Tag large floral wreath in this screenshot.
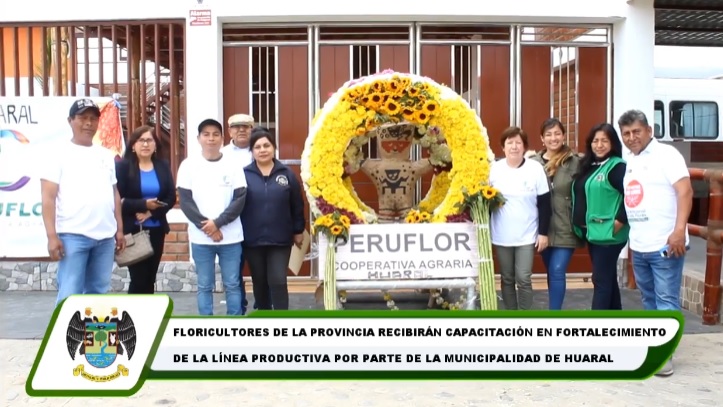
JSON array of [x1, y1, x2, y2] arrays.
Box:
[[300, 70, 504, 310]]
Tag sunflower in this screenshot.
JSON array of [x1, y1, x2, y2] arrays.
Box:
[[388, 79, 402, 94], [402, 107, 416, 121], [330, 225, 343, 236], [423, 100, 439, 115], [355, 126, 367, 136], [408, 87, 420, 97], [420, 212, 431, 221], [339, 215, 351, 228], [367, 93, 384, 110], [414, 110, 430, 124], [482, 186, 497, 199], [372, 81, 384, 92], [384, 99, 401, 116]]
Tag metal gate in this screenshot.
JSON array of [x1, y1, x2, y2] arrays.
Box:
[[221, 23, 613, 277]]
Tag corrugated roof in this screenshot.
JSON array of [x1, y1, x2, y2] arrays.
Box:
[[655, 0, 723, 46]]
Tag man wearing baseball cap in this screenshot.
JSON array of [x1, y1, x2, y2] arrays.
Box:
[[41, 98, 126, 305], [221, 113, 255, 313]]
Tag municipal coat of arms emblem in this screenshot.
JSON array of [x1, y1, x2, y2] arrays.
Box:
[[65, 307, 137, 382]]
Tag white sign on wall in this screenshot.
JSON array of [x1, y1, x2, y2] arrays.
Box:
[[318, 223, 481, 281], [0, 97, 123, 258]]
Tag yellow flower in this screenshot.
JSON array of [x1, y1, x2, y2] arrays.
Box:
[[367, 93, 384, 110], [414, 110, 430, 124], [301, 72, 495, 224], [330, 225, 343, 236], [401, 107, 416, 121], [482, 186, 497, 199], [339, 215, 351, 228], [384, 99, 401, 116], [423, 100, 439, 116]]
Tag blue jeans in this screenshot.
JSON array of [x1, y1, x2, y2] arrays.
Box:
[[55, 234, 116, 306], [631, 250, 685, 311], [192, 243, 243, 316], [541, 247, 575, 310], [589, 242, 627, 310], [240, 252, 248, 314]]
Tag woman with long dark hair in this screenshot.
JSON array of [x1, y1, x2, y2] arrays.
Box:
[[530, 118, 584, 310], [572, 123, 629, 310], [115, 126, 176, 293]]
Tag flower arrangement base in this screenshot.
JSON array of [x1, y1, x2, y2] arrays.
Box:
[[335, 279, 478, 310], [316, 223, 490, 311]]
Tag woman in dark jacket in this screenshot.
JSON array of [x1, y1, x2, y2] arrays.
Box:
[[115, 125, 176, 294], [241, 127, 305, 310], [530, 118, 584, 310], [572, 123, 629, 310]]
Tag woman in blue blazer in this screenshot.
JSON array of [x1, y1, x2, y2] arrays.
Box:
[[115, 126, 176, 294]]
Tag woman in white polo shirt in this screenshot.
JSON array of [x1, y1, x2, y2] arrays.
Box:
[[490, 127, 551, 310]]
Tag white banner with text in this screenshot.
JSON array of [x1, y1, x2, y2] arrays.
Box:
[[0, 97, 123, 258], [318, 223, 481, 280]]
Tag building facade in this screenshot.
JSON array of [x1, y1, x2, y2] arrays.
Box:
[[1, 0, 657, 290]]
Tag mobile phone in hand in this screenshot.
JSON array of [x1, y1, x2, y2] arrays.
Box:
[[155, 200, 168, 207], [659, 244, 690, 257]]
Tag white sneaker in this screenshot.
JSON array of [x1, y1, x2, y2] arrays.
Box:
[[655, 358, 674, 377]]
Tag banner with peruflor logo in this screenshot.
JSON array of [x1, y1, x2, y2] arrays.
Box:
[[26, 295, 683, 397], [0, 97, 124, 258]]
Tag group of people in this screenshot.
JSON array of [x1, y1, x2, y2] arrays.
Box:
[[42, 99, 690, 375], [489, 109, 692, 376], [41, 98, 305, 316]]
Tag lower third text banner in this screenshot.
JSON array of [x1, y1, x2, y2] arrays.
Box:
[[26, 295, 683, 396]]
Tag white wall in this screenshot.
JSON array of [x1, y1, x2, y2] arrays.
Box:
[[4, 0, 648, 159], [612, 0, 655, 128], [7, 0, 629, 24]]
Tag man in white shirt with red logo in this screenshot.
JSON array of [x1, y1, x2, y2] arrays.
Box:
[[619, 109, 693, 377]]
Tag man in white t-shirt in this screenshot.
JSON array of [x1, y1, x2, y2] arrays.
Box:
[[221, 113, 254, 313], [619, 109, 693, 377], [40, 98, 126, 306], [177, 118, 247, 315]]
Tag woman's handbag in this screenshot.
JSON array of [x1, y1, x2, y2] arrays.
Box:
[[115, 225, 154, 267]]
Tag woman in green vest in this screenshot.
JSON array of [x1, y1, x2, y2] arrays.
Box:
[[571, 123, 630, 310]]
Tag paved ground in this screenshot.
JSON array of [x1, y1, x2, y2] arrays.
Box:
[[3, 288, 722, 339], [2, 289, 723, 406]]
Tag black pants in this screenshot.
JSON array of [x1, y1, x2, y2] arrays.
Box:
[[244, 245, 292, 310], [127, 226, 166, 294], [588, 241, 627, 310]]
